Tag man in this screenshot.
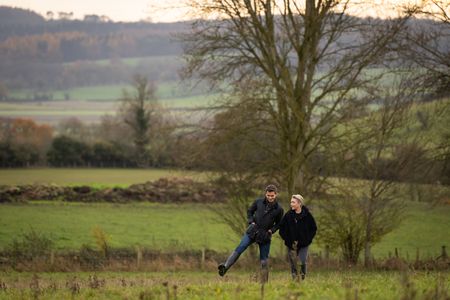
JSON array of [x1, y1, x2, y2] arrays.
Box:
[[218, 184, 284, 282]]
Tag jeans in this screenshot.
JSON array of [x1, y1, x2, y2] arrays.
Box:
[[235, 233, 271, 260], [288, 245, 309, 275]]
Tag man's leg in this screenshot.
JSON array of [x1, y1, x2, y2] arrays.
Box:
[[298, 246, 309, 280], [218, 234, 252, 276], [259, 241, 271, 283]]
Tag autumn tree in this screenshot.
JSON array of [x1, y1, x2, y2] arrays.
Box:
[[0, 118, 53, 166]]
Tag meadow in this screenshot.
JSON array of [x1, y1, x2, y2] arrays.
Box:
[[0, 270, 447, 299], [2, 65, 219, 124], [1, 168, 449, 258], [0, 168, 206, 187], [8, 81, 212, 104], [0, 95, 216, 124], [0, 200, 448, 259]]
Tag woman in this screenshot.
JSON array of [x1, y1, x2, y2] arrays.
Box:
[[279, 194, 317, 280]]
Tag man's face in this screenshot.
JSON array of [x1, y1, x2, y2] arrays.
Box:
[[265, 191, 277, 203]]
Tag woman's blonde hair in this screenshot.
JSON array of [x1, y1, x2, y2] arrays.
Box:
[[292, 194, 304, 206]]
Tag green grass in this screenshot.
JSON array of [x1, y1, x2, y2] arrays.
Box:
[[372, 201, 450, 258], [0, 202, 233, 252], [0, 201, 448, 258], [9, 81, 212, 103], [1, 90, 216, 123], [64, 55, 182, 68], [0, 271, 447, 299], [0, 168, 206, 187]]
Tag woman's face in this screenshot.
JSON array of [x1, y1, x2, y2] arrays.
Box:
[[290, 198, 301, 210]]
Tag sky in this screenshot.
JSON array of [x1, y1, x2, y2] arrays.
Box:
[[0, 0, 431, 23], [0, 0, 192, 23]]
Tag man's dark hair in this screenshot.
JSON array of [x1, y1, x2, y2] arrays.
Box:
[[265, 184, 278, 193]]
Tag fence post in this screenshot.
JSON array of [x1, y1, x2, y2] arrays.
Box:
[[136, 246, 142, 270], [325, 245, 330, 268], [201, 247, 205, 270], [50, 250, 55, 266], [415, 248, 420, 265]]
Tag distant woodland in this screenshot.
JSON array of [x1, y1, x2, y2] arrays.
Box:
[[0, 6, 186, 91], [0, 6, 447, 93]]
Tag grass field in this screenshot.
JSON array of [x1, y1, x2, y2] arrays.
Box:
[[0, 168, 205, 187], [64, 55, 183, 68], [8, 81, 210, 102], [0, 94, 217, 124], [0, 270, 447, 299], [0, 201, 448, 259]]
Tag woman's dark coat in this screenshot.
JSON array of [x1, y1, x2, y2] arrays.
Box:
[[279, 206, 317, 249]]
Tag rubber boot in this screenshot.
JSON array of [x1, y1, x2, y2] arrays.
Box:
[[260, 259, 269, 283], [300, 264, 307, 280], [218, 251, 240, 276]]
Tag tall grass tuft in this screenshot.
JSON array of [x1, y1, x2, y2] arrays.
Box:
[[91, 226, 110, 259]]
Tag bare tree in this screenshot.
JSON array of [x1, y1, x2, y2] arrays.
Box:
[[201, 91, 278, 232], [317, 72, 430, 265], [397, 0, 450, 189], [182, 0, 418, 195], [398, 0, 450, 98]]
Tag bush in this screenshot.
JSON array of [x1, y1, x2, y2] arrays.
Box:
[[47, 135, 91, 166], [79, 244, 105, 268], [7, 228, 53, 261]]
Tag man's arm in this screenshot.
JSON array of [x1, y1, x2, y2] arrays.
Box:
[[310, 214, 317, 239], [270, 207, 284, 233], [277, 213, 287, 239], [247, 199, 258, 224]]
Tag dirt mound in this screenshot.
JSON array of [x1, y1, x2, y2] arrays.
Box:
[[0, 177, 225, 203]]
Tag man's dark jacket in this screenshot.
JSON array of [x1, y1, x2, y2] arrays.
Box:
[[246, 198, 284, 244], [279, 206, 317, 249]]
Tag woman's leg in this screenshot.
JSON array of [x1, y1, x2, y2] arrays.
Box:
[[287, 246, 299, 279], [297, 246, 309, 279]]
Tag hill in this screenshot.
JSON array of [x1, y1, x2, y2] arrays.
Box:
[[0, 6, 45, 27], [0, 6, 447, 92]]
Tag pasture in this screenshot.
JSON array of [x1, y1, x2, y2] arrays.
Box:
[[0, 96, 215, 124], [2, 73, 219, 124], [0, 168, 205, 187], [8, 81, 211, 103], [0, 270, 447, 299], [0, 201, 448, 258]]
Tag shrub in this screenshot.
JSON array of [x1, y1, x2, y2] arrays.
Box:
[[7, 228, 53, 261]]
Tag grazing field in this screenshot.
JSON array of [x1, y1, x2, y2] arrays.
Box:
[[0, 168, 206, 187], [0, 96, 216, 124], [9, 78, 206, 101], [0, 270, 447, 300], [2, 77, 219, 124], [0, 202, 233, 252], [0, 201, 448, 258]]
